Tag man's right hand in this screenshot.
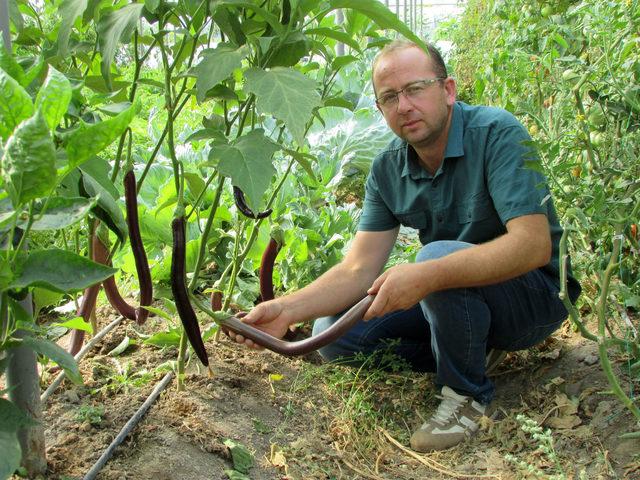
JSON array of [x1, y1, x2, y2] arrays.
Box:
[[226, 299, 294, 350]]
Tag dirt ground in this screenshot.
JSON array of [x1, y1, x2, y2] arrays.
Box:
[[27, 303, 640, 479]]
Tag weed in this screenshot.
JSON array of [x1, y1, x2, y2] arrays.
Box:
[[504, 414, 587, 480], [91, 359, 154, 395], [75, 404, 105, 426]]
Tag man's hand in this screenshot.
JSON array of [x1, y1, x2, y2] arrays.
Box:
[[226, 299, 294, 350], [364, 262, 432, 320]]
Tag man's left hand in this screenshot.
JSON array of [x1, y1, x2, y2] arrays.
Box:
[[363, 263, 432, 320]]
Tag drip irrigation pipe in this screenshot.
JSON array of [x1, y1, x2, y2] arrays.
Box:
[[83, 370, 174, 480], [41, 316, 124, 403]]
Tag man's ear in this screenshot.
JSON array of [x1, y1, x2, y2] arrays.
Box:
[[444, 77, 457, 106]]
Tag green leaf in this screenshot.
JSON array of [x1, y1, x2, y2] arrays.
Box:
[[216, 0, 283, 35], [144, 0, 160, 13], [304, 27, 361, 52], [80, 171, 128, 244], [0, 38, 25, 85], [0, 68, 34, 141], [35, 66, 72, 131], [143, 330, 181, 347], [266, 32, 310, 68], [211, 129, 279, 212], [33, 287, 64, 316], [283, 148, 316, 179], [11, 248, 116, 293], [64, 101, 139, 169], [53, 316, 93, 334], [79, 156, 120, 200], [0, 397, 38, 433], [244, 67, 321, 145], [224, 439, 254, 474], [327, 0, 427, 49], [21, 336, 83, 385], [139, 305, 173, 322], [193, 44, 248, 103], [25, 197, 96, 231], [96, 3, 144, 89], [225, 470, 250, 480], [183, 172, 206, 202], [0, 430, 20, 480], [58, 0, 88, 58], [1, 110, 56, 206]]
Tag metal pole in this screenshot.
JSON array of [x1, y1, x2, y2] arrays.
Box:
[[0, 0, 11, 49]]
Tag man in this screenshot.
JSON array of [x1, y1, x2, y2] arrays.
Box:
[[229, 40, 581, 452]]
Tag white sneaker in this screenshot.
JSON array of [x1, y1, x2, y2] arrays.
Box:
[[410, 386, 489, 452]]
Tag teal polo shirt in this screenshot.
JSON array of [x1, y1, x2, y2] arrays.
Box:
[[359, 101, 575, 286]]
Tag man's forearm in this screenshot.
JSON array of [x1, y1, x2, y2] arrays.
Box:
[[279, 262, 374, 324]]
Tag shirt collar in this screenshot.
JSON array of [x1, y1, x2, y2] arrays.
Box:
[[400, 102, 464, 179], [444, 102, 464, 159]]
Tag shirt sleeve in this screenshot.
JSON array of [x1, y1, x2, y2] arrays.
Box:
[[485, 121, 551, 224], [357, 168, 400, 232]]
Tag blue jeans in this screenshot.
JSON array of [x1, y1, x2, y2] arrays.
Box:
[[311, 241, 580, 404]]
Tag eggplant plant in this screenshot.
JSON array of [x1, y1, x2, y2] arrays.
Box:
[[0, 0, 427, 475]]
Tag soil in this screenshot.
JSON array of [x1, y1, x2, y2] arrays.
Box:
[[17, 303, 640, 479]]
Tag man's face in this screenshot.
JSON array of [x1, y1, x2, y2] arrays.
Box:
[[373, 47, 456, 149]]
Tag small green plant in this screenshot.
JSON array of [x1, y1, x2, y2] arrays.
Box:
[[75, 405, 105, 426], [504, 414, 576, 480], [91, 360, 154, 396]]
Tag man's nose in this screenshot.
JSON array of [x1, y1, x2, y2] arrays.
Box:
[[396, 91, 413, 113]]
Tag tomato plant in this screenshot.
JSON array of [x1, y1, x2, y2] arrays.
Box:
[[443, 0, 640, 434]]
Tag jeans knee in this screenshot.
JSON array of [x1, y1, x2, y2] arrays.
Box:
[[312, 316, 344, 362], [415, 240, 474, 263]]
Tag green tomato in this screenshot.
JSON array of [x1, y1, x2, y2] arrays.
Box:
[[588, 107, 606, 129], [541, 6, 553, 17], [589, 131, 605, 148]]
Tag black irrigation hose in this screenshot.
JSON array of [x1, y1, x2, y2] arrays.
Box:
[[83, 371, 174, 480]]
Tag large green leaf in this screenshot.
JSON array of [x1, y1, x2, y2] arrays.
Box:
[[193, 44, 248, 103], [64, 101, 139, 169], [57, 0, 88, 58], [0, 38, 25, 85], [96, 3, 144, 89], [210, 129, 279, 212], [10, 249, 116, 294], [35, 66, 72, 131], [0, 68, 34, 141], [21, 337, 82, 385], [26, 197, 97, 231], [1, 111, 57, 206], [244, 67, 321, 145], [327, 0, 427, 50]]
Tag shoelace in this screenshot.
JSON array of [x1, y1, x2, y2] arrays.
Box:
[[429, 393, 465, 427]]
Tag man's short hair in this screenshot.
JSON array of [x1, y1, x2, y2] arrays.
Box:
[[372, 40, 448, 93]]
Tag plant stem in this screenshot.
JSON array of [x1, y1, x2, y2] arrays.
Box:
[[176, 330, 188, 391], [188, 176, 225, 292]]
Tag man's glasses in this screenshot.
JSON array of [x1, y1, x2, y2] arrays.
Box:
[[375, 78, 445, 110]]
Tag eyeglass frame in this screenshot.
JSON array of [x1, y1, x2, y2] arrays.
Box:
[[375, 77, 446, 110]]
